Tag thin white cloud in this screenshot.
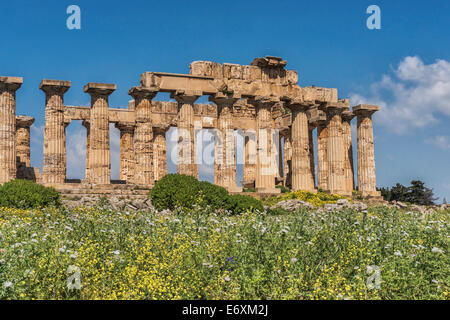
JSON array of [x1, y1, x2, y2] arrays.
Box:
[[350, 56, 450, 134], [425, 135, 450, 151]]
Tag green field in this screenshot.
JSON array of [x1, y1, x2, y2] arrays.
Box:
[[0, 205, 448, 300]]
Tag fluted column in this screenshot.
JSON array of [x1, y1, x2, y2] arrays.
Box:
[[310, 108, 328, 191], [0, 77, 22, 183], [342, 111, 355, 194], [172, 90, 200, 178], [15, 116, 34, 167], [129, 87, 158, 186], [115, 122, 135, 182], [283, 132, 292, 188], [40, 79, 71, 184], [320, 102, 348, 196], [283, 97, 315, 192], [82, 120, 90, 181], [242, 133, 257, 186], [84, 83, 116, 184], [209, 92, 241, 192], [250, 96, 280, 193], [153, 125, 170, 182], [353, 104, 381, 198], [308, 124, 316, 189]]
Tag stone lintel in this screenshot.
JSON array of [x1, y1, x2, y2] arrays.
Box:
[[353, 104, 380, 115], [84, 82, 116, 96], [208, 91, 241, 105], [141, 72, 217, 95], [39, 79, 71, 94], [16, 115, 35, 127]]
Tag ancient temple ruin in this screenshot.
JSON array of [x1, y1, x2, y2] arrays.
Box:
[[0, 57, 381, 198]]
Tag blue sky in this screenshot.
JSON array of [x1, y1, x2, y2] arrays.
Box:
[[1, 0, 450, 202]]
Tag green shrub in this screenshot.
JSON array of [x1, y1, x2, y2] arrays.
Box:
[[228, 194, 263, 213], [198, 181, 230, 211], [276, 185, 291, 193], [0, 179, 61, 209], [150, 174, 200, 211]]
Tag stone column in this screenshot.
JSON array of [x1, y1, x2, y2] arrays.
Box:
[[342, 111, 355, 194], [15, 116, 34, 167], [84, 83, 116, 184], [115, 122, 135, 182], [278, 133, 284, 181], [40, 79, 71, 184], [320, 102, 349, 196], [129, 87, 158, 186], [0, 77, 22, 184], [153, 125, 170, 182], [242, 133, 257, 187], [308, 124, 316, 189], [250, 96, 280, 193], [353, 104, 381, 198], [171, 90, 201, 178], [209, 92, 242, 192], [283, 97, 315, 192], [82, 120, 90, 181], [310, 108, 328, 191], [283, 132, 292, 188]]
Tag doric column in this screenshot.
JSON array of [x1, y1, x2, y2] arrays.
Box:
[[82, 120, 90, 181], [209, 92, 242, 192], [283, 131, 292, 188], [0, 77, 22, 183], [84, 83, 116, 184], [249, 96, 280, 193], [242, 132, 257, 186], [320, 102, 349, 196], [153, 125, 170, 182], [353, 104, 381, 198], [40, 79, 71, 184], [129, 87, 158, 186], [282, 97, 315, 192], [310, 108, 328, 191], [308, 124, 316, 189], [171, 90, 201, 178], [278, 133, 284, 180], [342, 110, 355, 194], [115, 122, 135, 182], [15, 116, 34, 167]]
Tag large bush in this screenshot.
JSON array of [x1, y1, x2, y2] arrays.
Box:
[[228, 194, 264, 213], [198, 181, 230, 211], [0, 179, 61, 209], [150, 174, 263, 214], [150, 174, 200, 211]]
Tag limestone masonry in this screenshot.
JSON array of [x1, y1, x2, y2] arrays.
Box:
[[0, 57, 381, 198]]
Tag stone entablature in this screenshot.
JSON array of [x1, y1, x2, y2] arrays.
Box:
[[0, 56, 381, 198]]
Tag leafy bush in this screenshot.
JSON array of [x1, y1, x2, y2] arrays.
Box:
[[198, 181, 230, 211], [0, 179, 61, 209], [150, 174, 200, 211], [228, 194, 263, 213], [276, 185, 291, 193]]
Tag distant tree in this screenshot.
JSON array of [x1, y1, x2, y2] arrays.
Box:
[[380, 180, 436, 205], [443, 198, 447, 205]]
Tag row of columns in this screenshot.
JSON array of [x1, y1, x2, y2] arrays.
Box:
[[282, 100, 379, 197]]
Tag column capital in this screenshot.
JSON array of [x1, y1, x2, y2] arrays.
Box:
[[115, 121, 136, 132], [341, 110, 355, 122], [353, 104, 380, 117], [208, 91, 241, 105], [128, 86, 158, 100], [281, 95, 315, 112], [82, 119, 90, 128], [0, 76, 23, 92], [153, 123, 171, 133], [16, 115, 35, 128], [171, 90, 201, 104], [308, 107, 327, 126], [83, 82, 116, 96], [248, 95, 280, 108], [39, 79, 71, 95]]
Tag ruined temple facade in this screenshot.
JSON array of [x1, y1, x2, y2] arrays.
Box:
[[0, 57, 381, 198]]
